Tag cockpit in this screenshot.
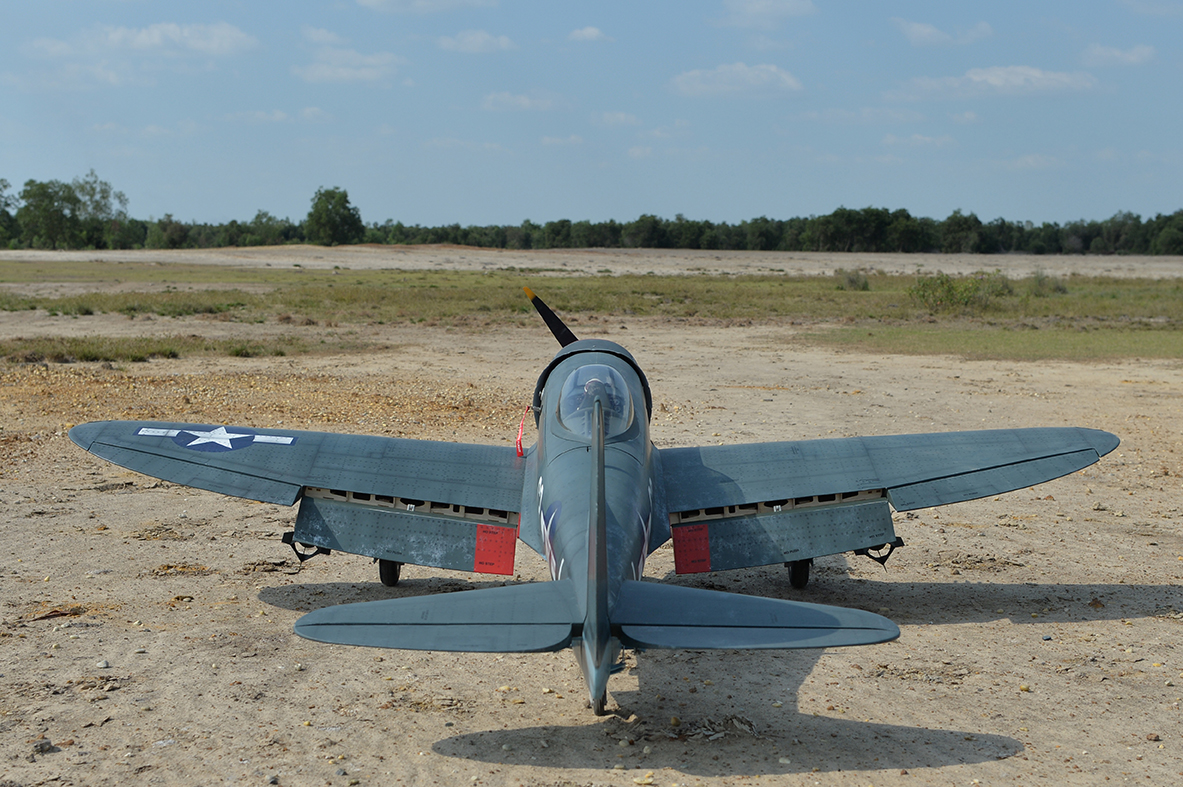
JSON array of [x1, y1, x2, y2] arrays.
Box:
[[556, 364, 634, 439]]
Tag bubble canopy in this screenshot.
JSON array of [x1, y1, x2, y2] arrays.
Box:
[[557, 364, 634, 439]]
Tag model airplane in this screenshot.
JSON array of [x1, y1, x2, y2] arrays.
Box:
[[69, 289, 1118, 713]]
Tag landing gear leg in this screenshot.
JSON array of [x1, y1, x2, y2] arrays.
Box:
[[786, 558, 812, 589], [378, 560, 403, 587]]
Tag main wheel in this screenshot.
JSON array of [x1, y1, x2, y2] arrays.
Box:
[[786, 559, 811, 589], [378, 560, 403, 587]]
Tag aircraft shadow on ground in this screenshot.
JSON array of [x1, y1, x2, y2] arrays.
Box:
[[256, 569, 1175, 776], [430, 709, 1019, 776], [258, 563, 1179, 625], [257, 577, 532, 612]]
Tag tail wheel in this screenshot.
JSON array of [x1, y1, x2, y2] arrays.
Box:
[[786, 559, 811, 589], [592, 691, 608, 716], [378, 560, 403, 587]]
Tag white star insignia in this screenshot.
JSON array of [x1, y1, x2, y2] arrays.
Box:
[[181, 426, 252, 448]]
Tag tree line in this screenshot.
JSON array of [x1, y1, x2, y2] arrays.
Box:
[[3, 172, 1182, 255]]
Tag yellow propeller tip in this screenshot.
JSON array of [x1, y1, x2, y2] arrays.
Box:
[[523, 286, 537, 300]]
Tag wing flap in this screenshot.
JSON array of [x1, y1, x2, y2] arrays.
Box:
[[613, 581, 898, 650], [294, 580, 579, 653], [671, 499, 894, 573]]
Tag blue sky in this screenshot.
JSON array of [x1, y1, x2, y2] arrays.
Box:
[[2, 1, 1179, 227]]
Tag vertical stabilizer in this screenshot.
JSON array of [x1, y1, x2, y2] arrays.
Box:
[[578, 400, 614, 714]]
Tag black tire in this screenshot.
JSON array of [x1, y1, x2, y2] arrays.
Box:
[[787, 559, 811, 589], [592, 691, 608, 716], [378, 560, 403, 587]]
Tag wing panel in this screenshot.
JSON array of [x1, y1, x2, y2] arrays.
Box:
[[661, 427, 1118, 512], [71, 420, 525, 512]]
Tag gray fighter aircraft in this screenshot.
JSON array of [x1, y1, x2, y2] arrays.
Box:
[[69, 289, 1118, 714]]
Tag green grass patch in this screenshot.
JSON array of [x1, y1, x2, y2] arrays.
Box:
[[807, 322, 1183, 361], [1, 335, 309, 364], [2, 265, 1181, 361]]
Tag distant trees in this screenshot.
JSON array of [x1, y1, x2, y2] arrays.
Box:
[[3, 171, 1183, 256], [305, 187, 364, 246]]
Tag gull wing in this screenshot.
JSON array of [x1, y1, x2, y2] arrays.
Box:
[[70, 421, 527, 575], [70, 420, 524, 509], [659, 427, 1117, 573]]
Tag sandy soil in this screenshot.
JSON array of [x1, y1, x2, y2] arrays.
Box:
[[1, 249, 1181, 787], [3, 243, 1182, 280]]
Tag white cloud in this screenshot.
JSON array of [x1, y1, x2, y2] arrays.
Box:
[[951, 110, 978, 123], [439, 30, 515, 53], [881, 133, 955, 147], [569, 27, 608, 42], [15, 22, 256, 89], [672, 62, 801, 96], [1002, 154, 1062, 170], [906, 66, 1096, 97], [801, 107, 925, 124], [602, 111, 639, 126], [1083, 43, 1155, 66], [628, 146, 652, 158], [542, 135, 583, 145], [292, 47, 400, 83], [301, 106, 331, 122], [1119, 0, 1183, 16], [893, 19, 992, 47], [481, 92, 552, 110], [302, 26, 346, 45], [357, 0, 495, 11], [101, 22, 257, 55], [423, 137, 508, 152], [721, 0, 816, 29], [225, 109, 289, 123]]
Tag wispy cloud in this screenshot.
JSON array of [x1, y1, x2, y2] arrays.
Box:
[[301, 26, 346, 46], [672, 62, 801, 96], [292, 47, 401, 83], [481, 92, 553, 110], [225, 109, 290, 123], [15, 22, 257, 89], [422, 137, 508, 153], [628, 146, 653, 158], [357, 0, 495, 12], [1118, 0, 1183, 16], [542, 135, 583, 145], [801, 107, 924, 124], [1082, 43, 1155, 66], [882, 133, 955, 148], [902, 66, 1096, 98], [893, 19, 992, 46], [1001, 153, 1062, 170], [601, 111, 639, 126], [569, 27, 609, 42], [720, 0, 816, 30], [951, 110, 978, 124], [438, 30, 515, 53]]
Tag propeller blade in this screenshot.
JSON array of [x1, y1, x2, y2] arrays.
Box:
[[523, 287, 579, 347]]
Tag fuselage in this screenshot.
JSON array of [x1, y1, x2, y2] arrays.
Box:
[[530, 340, 656, 707]]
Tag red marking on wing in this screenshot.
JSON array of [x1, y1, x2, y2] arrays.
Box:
[[474, 523, 517, 575], [672, 524, 711, 574]]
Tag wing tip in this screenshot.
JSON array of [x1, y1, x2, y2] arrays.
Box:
[[1082, 428, 1120, 458]]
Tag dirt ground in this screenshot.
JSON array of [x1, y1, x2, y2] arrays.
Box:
[[1, 248, 1181, 787]]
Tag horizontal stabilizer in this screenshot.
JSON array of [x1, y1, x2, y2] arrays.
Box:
[[295, 579, 579, 653], [613, 581, 898, 650]]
